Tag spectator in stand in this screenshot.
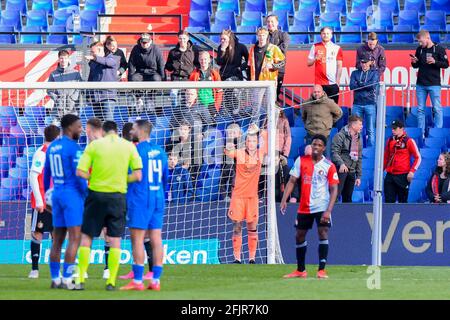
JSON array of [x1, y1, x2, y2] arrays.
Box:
[[216, 29, 249, 118], [440, 155, 450, 203], [165, 30, 199, 81], [277, 107, 291, 165], [302, 84, 342, 145], [86, 41, 120, 121], [267, 14, 290, 102], [331, 115, 363, 203], [411, 30, 449, 137], [167, 152, 194, 204], [426, 152, 450, 203], [173, 88, 209, 129], [47, 49, 82, 123], [104, 35, 127, 80], [220, 123, 244, 201], [384, 120, 422, 203], [355, 32, 386, 78], [189, 51, 223, 122], [307, 27, 343, 104], [121, 122, 134, 142], [349, 56, 380, 147], [128, 33, 165, 82]]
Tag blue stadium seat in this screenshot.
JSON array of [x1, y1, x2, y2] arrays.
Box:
[[58, 0, 80, 10], [392, 25, 414, 43], [351, 0, 373, 13], [214, 10, 237, 31], [195, 164, 222, 202], [26, 9, 48, 31], [0, 187, 14, 201], [362, 158, 375, 172], [325, 0, 347, 16], [32, 0, 54, 15], [362, 147, 375, 159], [352, 190, 365, 203], [185, 26, 205, 33], [1, 10, 22, 31], [272, 0, 295, 16], [398, 10, 420, 31], [210, 23, 229, 43], [52, 8, 73, 26], [407, 188, 423, 203], [20, 25, 43, 44], [113, 106, 130, 126], [1, 178, 19, 198], [428, 128, 450, 139], [420, 148, 441, 160], [0, 25, 16, 43], [335, 107, 349, 130], [80, 9, 99, 32], [371, 10, 393, 31], [430, 0, 450, 14], [298, 0, 321, 16], [293, 10, 314, 30], [236, 25, 257, 44], [378, 0, 399, 16], [414, 166, 432, 180], [386, 106, 404, 120], [405, 127, 423, 144], [241, 11, 263, 28], [190, 0, 213, 13], [339, 25, 361, 43], [15, 156, 28, 169], [0, 106, 16, 118], [420, 24, 441, 43], [24, 106, 45, 120], [346, 11, 367, 31], [424, 10, 446, 31], [444, 106, 450, 128], [188, 10, 210, 32], [84, 0, 106, 14], [367, 27, 388, 43], [5, 0, 28, 15], [46, 24, 68, 44], [404, 0, 426, 16], [270, 10, 289, 31], [244, 0, 267, 16], [424, 137, 446, 150], [319, 12, 341, 31], [289, 25, 310, 44], [217, 0, 240, 15]]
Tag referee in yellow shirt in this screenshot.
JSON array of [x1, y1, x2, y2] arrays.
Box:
[[75, 120, 143, 291]]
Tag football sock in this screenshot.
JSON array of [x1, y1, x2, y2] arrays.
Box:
[[104, 242, 110, 270], [63, 263, 75, 282], [232, 234, 242, 261], [144, 239, 153, 271], [49, 261, 60, 281], [248, 229, 258, 261], [132, 264, 144, 284], [318, 239, 329, 271], [77, 246, 91, 283], [107, 248, 121, 286], [296, 241, 307, 272], [30, 237, 41, 271], [152, 265, 163, 283]]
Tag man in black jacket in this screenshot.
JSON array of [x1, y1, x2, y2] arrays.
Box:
[[267, 14, 289, 102], [411, 30, 449, 137], [128, 33, 165, 82]]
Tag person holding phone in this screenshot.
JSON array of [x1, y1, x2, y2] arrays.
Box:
[[411, 30, 449, 137]]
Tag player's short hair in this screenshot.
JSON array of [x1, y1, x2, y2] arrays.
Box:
[[44, 125, 60, 142], [61, 114, 80, 130], [416, 30, 430, 39], [90, 40, 103, 48], [169, 152, 178, 159], [121, 122, 133, 141], [87, 117, 102, 129], [348, 115, 363, 124], [199, 50, 210, 59], [58, 49, 70, 57], [266, 14, 278, 21], [256, 27, 269, 35], [177, 30, 189, 37], [227, 123, 241, 133], [179, 120, 191, 129], [102, 120, 118, 133], [311, 134, 328, 146], [135, 119, 152, 135], [320, 26, 333, 33]]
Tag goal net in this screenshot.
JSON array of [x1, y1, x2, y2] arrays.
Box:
[[0, 81, 283, 266]]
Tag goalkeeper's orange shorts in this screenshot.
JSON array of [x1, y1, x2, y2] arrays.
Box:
[[228, 197, 259, 223]]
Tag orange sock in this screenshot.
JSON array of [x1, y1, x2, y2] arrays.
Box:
[[232, 235, 242, 261], [248, 230, 258, 260]]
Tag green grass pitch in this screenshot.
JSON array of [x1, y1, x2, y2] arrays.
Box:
[[1, 264, 450, 300]]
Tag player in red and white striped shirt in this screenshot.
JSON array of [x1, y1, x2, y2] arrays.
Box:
[[280, 135, 339, 279], [28, 125, 61, 279], [307, 27, 343, 104]]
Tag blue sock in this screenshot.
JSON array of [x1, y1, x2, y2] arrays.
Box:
[[132, 264, 144, 284], [50, 262, 60, 281], [63, 263, 75, 279], [152, 265, 163, 281]]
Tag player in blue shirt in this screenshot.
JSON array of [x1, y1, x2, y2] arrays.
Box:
[[44, 114, 87, 289], [120, 119, 169, 291]]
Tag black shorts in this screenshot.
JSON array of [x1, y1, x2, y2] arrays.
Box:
[[296, 212, 332, 230], [31, 208, 53, 233], [81, 190, 126, 238]]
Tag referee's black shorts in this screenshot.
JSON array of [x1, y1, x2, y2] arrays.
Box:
[[81, 190, 126, 238]]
